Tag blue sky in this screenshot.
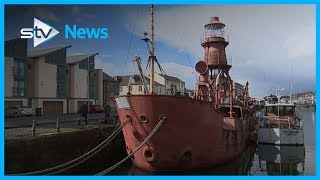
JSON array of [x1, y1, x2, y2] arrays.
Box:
[[5, 5, 315, 98]]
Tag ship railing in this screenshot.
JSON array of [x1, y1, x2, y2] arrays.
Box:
[[295, 108, 303, 119], [295, 108, 303, 128], [200, 33, 229, 44], [259, 116, 297, 129]]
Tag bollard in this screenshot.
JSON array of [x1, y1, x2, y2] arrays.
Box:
[[97, 116, 100, 122], [31, 120, 36, 136], [56, 118, 60, 132], [80, 116, 84, 129]]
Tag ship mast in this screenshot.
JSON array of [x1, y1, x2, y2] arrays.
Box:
[[149, 4, 155, 93]]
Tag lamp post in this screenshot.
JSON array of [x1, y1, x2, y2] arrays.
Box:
[[87, 58, 92, 113], [86, 53, 99, 114]]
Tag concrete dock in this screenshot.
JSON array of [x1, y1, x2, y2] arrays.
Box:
[[5, 114, 128, 175]]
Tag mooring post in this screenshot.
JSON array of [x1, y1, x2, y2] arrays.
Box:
[[80, 116, 84, 129], [31, 120, 36, 136], [56, 118, 60, 132]]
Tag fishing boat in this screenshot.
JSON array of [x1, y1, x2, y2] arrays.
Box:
[[115, 5, 256, 172], [257, 86, 304, 145]]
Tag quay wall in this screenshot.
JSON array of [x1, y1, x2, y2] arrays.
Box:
[[5, 126, 127, 175]]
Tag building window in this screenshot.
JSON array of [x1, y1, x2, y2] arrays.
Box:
[[57, 83, 65, 98], [89, 85, 95, 99], [138, 86, 142, 92], [57, 65, 66, 83], [129, 86, 132, 92], [13, 59, 25, 78], [45, 48, 66, 65], [89, 70, 95, 85], [12, 59, 26, 97], [13, 79, 25, 97], [56, 65, 66, 98], [120, 86, 123, 92], [79, 57, 95, 70]]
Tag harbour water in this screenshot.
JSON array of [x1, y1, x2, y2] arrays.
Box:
[[108, 106, 315, 175]]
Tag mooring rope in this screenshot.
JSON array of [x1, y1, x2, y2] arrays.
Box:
[[95, 116, 166, 175], [11, 117, 131, 176]]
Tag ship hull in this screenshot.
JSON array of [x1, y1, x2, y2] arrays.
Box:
[[257, 128, 304, 145], [115, 94, 253, 172]]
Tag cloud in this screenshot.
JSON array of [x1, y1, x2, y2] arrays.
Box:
[[121, 5, 315, 97], [159, 62, 197, 85], [95, 56, 137, 76], [71, 6, 96, 22], [95, 54, 197, 89], [284, 23, 315, 59], [72, 6, 81, 15], [33, 7, 60, 23]]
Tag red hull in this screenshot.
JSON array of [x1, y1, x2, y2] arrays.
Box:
[[116, 94, 252, 172]]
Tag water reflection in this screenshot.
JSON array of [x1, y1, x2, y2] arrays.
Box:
[[255, 145, 305, 175], [109, 107, 315, 175], [125, 145, 257, 175]]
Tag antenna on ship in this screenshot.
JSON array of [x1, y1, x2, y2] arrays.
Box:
[[290, 64, 293, 102], [150, 4, 155, 94], [273, 82, 284, 117], [142, 5, 166, 94], [141, 5, 155, 94], [272, 82, 284, 100]]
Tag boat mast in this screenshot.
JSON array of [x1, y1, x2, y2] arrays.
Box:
[[149, 4, 155, 93]]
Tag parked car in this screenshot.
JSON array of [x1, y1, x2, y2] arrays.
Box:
[[20, 106, 33, 116], [89, 105, 104, 113], [5, 106, 22, 118]]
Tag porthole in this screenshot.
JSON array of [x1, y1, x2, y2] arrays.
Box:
[[140, 115, 148, 123]]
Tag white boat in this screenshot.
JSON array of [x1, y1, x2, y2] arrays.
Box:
[[257, 95, 304, 145]]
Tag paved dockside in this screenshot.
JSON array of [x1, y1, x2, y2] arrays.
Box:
[[5, 112, 119, 142]]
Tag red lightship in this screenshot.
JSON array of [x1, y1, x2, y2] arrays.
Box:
[[115, 6, 256, 172]]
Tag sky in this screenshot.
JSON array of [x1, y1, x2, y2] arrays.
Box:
[[5, 5, 315, 98]]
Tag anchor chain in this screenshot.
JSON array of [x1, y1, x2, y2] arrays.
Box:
[[11, 117, 131, 175], [96, 116, 166, 175]]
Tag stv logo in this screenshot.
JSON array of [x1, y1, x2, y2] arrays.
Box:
[[20, 18, 59, 47]]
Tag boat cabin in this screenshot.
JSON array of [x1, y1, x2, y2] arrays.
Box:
[[260, 103, 302, 129], [265, 104, 294, 117]]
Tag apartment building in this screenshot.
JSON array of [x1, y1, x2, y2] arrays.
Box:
[[154, 73, 185, 95], [5, 38, 28, 108], [66, 53, 102, 113], [103, 73, 119, 109], [27, 45, 71, 115], [117, 75, 165, 95]]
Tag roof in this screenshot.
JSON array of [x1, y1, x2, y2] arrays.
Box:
[[5, 37, 23, 43], [158, 73, 183, 82], [28, 45, 71, 58], [117, 75, 163, 87], [66, 53, 98, 64], [103, 73, 118, 82]]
